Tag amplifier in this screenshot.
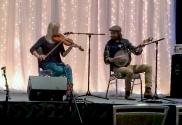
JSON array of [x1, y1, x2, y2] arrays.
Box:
[[27, 76, 67, 101], [170, 54, 182, 98]]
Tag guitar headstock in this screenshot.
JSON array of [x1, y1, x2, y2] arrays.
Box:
[[143, 37, 153, 44], [78, 46, 84, 51]]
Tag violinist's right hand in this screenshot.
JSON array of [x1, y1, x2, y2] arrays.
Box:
[[38, 54, 46, 61], [32, 51, 46, 61]]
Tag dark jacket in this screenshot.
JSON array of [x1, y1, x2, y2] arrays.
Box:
[[104, 38, 142, 71], [30, 36, 65, 69]]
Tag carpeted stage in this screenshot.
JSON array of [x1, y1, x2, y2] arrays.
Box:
[[0, 92, 182, 125]]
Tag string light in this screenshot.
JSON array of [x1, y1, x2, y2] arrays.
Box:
[[129, 0, 137, 65], [153, 0, 161, 93], [70, 0, 78, 92], [160, 0, 175, 94], [142, 0, 149, 65], [110, 0, 117, 26], [0, 0, 8, 65], [97, 0, 103, 92], [12, 0, 23, 90], [81, 0, 91, 92], [27, 0, 34, 74], [118, 0, 124, 30], [0, 0, 8, 89], [59, 0, 66, 31], [22, 0, 38, 90], [41, 0, 48, 35]]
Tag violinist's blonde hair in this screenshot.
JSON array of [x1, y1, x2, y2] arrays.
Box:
[[46, 22, 60, 40]]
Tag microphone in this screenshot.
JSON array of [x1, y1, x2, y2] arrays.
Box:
[[64, 32, 73, 35], [1, 66, 6, 70]]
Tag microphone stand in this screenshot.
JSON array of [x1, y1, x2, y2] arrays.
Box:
[[66, 32, 106, 99], [1, 67, 10, 119], [68, 92, 83, 124], [141, 39, 177, 104], [1, 67, 10, 102]]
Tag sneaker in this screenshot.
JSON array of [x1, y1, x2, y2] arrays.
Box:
[[125, 91, 136, 100], [125, 96, 136, 100], [65, 84, 73, 101]]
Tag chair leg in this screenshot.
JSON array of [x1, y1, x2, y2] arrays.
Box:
[[140, 78, 143, 101], [116, 79, 118, 96], [130, 79, 135, 95], [106, 80, 111, 98]]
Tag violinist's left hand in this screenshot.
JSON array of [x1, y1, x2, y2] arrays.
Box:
[[70, 43, 78, 48]]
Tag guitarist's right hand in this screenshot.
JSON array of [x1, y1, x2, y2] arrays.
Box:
[[109, 56, 127, 63]]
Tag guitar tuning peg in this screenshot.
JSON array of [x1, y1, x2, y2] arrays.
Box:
[[149, 37, 153, 41]]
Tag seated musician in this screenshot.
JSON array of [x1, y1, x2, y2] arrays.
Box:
[[104, 25, 153, 100], [30, 22, 76, 100]]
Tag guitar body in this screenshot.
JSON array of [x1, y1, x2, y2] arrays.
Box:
[[113, 37, 153, 67], [113, 50, 131, 67]]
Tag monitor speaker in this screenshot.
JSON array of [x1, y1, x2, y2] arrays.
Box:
[[27, 76, 67, 101]]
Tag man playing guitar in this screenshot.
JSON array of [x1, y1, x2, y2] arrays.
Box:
[[104, 25, 153, 100]]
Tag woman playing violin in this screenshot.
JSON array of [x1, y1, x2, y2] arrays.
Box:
[[30, 22, 77, 100]]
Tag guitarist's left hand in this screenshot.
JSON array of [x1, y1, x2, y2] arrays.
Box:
[[135, 47, 143, 54], [136, 37, 153, 50], [134, 37, 153, 54]]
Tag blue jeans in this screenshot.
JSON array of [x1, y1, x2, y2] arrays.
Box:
[[42, 62, 73, 84]]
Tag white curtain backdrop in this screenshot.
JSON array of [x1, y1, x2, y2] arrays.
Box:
[[0, 0, 175, 94]]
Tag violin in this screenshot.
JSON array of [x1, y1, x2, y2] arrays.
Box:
[[44, 33, 84, 59], [52, 34, 84, 51]]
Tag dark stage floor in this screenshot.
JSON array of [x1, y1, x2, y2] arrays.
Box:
[[0, 91, 182, 125]]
